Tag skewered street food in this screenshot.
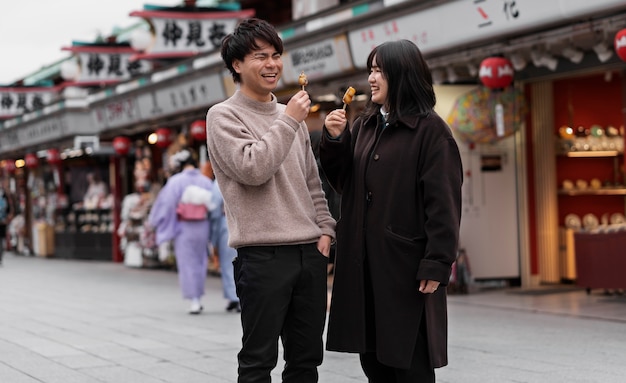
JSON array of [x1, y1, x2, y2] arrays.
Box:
[[342, 86, 356, 109], [298, 71, 308, 90]]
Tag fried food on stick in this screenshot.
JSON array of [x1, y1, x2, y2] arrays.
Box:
[[298, 71, 308, 90], [342, 86, 356, 109]]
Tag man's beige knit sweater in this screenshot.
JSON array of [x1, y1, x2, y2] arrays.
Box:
[[206, 90, 336, 248]]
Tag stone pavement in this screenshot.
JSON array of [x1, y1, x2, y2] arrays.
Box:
[[1, 252, 625, 382]]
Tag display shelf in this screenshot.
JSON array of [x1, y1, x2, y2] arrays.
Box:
[[558, 188, 626, 196], [561, 150, 621, 158], [53, 208, 114, 260]]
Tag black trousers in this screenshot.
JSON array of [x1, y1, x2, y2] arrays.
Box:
[[359, 298, 434, 382], [234, 243, 328, 383]]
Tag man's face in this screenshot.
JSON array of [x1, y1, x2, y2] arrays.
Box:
[[233, 39, 283, 102]]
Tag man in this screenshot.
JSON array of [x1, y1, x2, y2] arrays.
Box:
[[205, 18, 336, 383]]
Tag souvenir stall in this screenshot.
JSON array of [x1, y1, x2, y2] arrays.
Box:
[[53, 151, 115, 260], [116, 136, 161, 268]]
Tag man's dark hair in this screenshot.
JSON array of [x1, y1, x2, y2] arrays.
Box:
[[220, 18, 284, 83]]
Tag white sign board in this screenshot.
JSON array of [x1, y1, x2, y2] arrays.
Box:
[[349, 0, 626, 67]]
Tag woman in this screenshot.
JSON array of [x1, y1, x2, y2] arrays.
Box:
[[148, 149, 214, 314], [320, 39, 463, 382], [0, 186, 10, 265]]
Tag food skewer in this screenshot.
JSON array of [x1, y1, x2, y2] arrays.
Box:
[[298, 71, 308, 91], [342, 86, 356, 110]]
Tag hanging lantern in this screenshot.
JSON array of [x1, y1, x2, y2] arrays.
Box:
[[113, 136, 132, 156], [479, 57, 514, 89], [24, 153, 39, 169], [190, 120, 207, 141], [4, 159, 16, 174], [614, 29, 626, 62], [46, 148, 62, 165], [155, 128, 174, 148]]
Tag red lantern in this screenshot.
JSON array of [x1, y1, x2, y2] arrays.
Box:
[[190, 120, 207, 141], [113, 136, 132, 156], [155, 128, 174, 148], [479, 57, 514, 89], [46, 148, 62, 165], [3, 159, 16, 174], [614, 29, 626, 62], [24, 153, 39, 169]]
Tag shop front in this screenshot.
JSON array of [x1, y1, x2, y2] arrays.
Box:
[[1, 0, 625, 286]]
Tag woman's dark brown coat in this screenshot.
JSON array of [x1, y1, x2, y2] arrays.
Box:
[[320, 110, 462, 369]]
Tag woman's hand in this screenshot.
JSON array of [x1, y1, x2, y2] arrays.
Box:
[[317, 234, 333, 257], [419, 280, 441, 294], [324, 109, 348, 138]]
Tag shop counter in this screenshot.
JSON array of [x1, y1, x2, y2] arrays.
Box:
[[574, 230, 626, 292], [53, 208, 114, 261]]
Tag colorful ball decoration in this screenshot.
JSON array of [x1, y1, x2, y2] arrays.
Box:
[[25, 153, 39, 169], [190, 120, 207, 141], [113, 136, 132, 156], [155, 128, 174, 148], [4, 159, 16, 174], [614, 28, 626, 62], [479, 57, 514, 89], [46, 148, 62, 165]]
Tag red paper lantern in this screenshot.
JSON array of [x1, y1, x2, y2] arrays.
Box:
[[479, 57, 514, 89], [155, 128, 174, 148], [113, 136, 132, 156], [46, 148, 62, 165], [190, 120, 207, 141], [614, 29, 626, 62], [3, 159, 16, 174], [24, 153, 39, 169]]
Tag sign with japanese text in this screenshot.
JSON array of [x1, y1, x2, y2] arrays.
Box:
[[129, 9, 255, 60], [136, 72, 225, 121], [0, 112, 95, 154], [92, 97, 142, 130], [282, 35, 354, 85], [62, 46, 152, 85], [91, 71, 225, 131], [0, 88, 57, 118], [348, 0, 626, 68]]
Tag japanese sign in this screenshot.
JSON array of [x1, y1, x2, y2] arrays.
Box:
[[136, 72, 225, 120], [282, 35, 354, 85], [348, 0, 626, 68], [91, 71, 225, 131], [129, 9, 255, 59], [0, 112, 95, 154], [0, 88, 57, 118], [62, 46, 152, 84]]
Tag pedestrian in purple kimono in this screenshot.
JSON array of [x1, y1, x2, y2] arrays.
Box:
[[148, 149, 215, 314]]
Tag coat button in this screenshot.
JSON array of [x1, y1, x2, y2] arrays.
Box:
[[373, 154, 380, 160]]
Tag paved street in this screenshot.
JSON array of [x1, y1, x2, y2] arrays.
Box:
[[1, 252, 625, 382]]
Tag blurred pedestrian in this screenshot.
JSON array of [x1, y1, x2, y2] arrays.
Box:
[[0, 187, 9, 265], [206, 17, 336, 383], [148, 149, 215, 314], [208, 178, 240, 312], [320, 39, 463, 382]]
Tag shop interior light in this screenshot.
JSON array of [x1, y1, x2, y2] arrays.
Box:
[[592, 42, 614, 62], [530, 50, 558, 71], [15, 159, 25, 168], [315, 94, 337, 103], [509, 53, 527, 71], [431, 68, 446, 85], [466, 62, 478, 77], [561, 46, 584, 64], [148, 132, 158, 145], [446, 66, 459, 83]]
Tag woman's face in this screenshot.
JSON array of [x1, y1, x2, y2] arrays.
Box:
[[368, 55, 388, 107]]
